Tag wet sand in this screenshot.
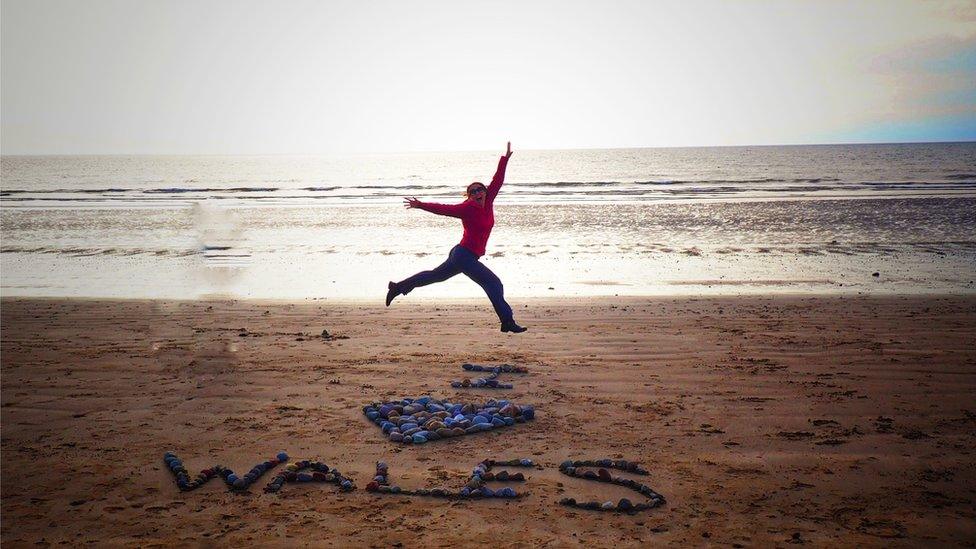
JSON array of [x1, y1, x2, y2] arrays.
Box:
[[1, 295, 975, 547]]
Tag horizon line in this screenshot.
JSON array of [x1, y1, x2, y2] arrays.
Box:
[[1, 138, 974, 158]]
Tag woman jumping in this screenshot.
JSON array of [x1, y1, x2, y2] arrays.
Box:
[[385, 141, 527, 333]]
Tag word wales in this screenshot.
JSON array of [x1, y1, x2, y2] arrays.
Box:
[[164, 453, 666, 514], [164, 397, 666, 514]]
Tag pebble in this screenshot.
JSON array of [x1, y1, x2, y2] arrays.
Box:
[[498, 487, 517, 498]]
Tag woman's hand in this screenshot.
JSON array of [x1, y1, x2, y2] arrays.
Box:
[[505, 141, 513, 159], [403, 196, 422, 209]]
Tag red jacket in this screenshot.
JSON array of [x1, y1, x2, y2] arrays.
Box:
[[416, 155, 508, 257]]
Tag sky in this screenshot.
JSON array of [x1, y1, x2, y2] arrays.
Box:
[[2, 0, 975, 154]]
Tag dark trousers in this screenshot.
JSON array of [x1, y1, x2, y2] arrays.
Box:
[[398, 245, 514, 323]]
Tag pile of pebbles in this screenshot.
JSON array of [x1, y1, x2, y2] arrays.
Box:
[[264, 460, 354, 493], [557, 459, 666, 513], [363, 396, 535, 444], [163, 451, 290, 492], [451, 363, 529, 389], [366, 458, 533, 499]]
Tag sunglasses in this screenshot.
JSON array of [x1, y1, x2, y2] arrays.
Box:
[[468, 187, 486, 195]]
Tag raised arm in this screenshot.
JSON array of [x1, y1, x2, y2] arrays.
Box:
[[486, 141, 513, 203], [403, 196, 469, 219]]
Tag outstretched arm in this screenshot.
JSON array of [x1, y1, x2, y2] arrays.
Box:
[[486, 141, 513, 203], [403, 196, 468, 218]]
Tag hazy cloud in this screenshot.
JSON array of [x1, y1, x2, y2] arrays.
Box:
[[2, 0, 974, 154]]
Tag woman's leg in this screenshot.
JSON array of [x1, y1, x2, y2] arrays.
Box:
[[396, 247, 462, 295], [453, 248, 514, 323]]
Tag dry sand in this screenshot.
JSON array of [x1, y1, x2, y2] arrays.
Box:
[[1, 295, 974, 547]]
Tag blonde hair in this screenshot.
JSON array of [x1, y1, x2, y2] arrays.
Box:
[[466, 182, 486, 197]]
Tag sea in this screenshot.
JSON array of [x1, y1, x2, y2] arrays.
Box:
[[1, 142, 974, 299]]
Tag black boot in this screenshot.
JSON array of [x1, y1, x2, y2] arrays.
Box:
[[500, 319, 527, 333], [385, 281, 401, 307]]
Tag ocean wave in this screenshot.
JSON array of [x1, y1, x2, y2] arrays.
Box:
[[2, 179, 976, 206], [7, 239, 974, 260], [523, 178, 805, 187], [526, 180, 673, 187], [0, 245, 198, 257], [346, 184, 452, 190], [1, 188, 134, 194], [143, 186, 280, 193], [860, 181, 976, 188]]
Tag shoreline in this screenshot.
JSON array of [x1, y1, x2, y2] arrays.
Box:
[[2, 295, 975, 546], [3, 290, 976, 305], [5, 196, 975, 301]]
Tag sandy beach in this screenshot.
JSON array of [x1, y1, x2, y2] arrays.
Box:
[[1, 295, 974, 547]]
